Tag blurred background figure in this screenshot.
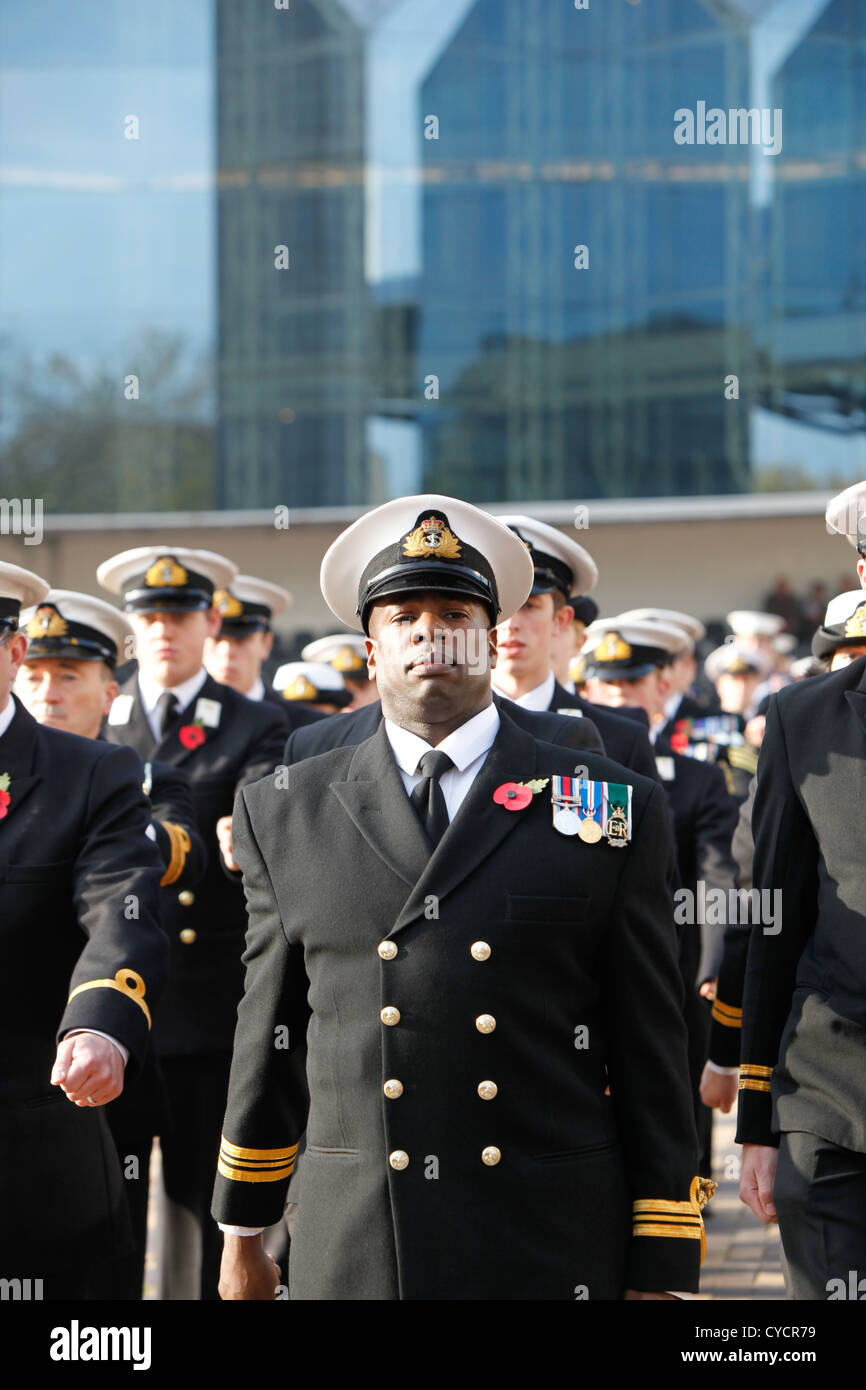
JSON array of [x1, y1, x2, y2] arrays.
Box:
[[301, 633, 378, 710], [204, 576, 292, 710]]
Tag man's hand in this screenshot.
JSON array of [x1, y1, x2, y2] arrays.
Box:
[[699, 1063, 738, 1113], [699, 978, 717, 1001], [219, 1234, 281, 1300], [739, 1143, 779, 1224], [216, 814, 239, 871], [624, 1290, 677, 1300], [51, 1034, 124, 1106]]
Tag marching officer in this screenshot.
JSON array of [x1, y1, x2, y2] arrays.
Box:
[[0, 562, 168, 1298], [97, 545, 287, 1299], [302, 633, 379, 710], [490, 516, 660, 781], [14, 589, 206, 1297], [213, 495, 709, 1300], [204, 575, 293, 719], [737, 482, 866, 1297]]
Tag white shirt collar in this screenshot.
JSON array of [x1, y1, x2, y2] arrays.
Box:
[[663, 691, 683, 722], [245, 676, 266, 702], [385, 702, 500, 777], [493, 669, 555, 713], [0, 691, 17, 740], [138, 667, 209, 718]]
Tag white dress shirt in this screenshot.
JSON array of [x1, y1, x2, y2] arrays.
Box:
[[138, 668, 209, 740], [492, 670, 555, 713], [245, 676, 266, 703]]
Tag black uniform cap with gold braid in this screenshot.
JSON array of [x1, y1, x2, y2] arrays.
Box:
[[20, 591, 133, 667], [96, 546, 237, 614], [355, 509, 499, 632], [213, 575, 292, 637], [581, 618, 687, 681]]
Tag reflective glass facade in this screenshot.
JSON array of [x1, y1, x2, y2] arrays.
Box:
[[1, 0, 864, 512]]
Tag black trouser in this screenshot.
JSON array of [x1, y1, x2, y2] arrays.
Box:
[[774, 1130, 866, 1300], [158, 1052, 231, 1301]]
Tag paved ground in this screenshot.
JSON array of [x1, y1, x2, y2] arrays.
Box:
[[697, 1109, 786, 1301], [144, 1113, 788, 1300]]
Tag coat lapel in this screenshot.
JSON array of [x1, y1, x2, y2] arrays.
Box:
[[390, 710, 543, 934], [843, 656, 866, 739], [329, 722, 432, 888], [0, 697, 42, 827], [154, 673, 226, 766], [106, 675, 157, 759]]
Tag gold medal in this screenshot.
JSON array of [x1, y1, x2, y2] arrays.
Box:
[[578, 817, 602, 844]]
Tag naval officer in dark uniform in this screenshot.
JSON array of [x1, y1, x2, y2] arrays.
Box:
[[737, 483, 866, 1298], [213, 495, 709, 1301], [14, 588, 206, 1298], [97, 545, 287, 1299], [0, 562, 168, 1298]]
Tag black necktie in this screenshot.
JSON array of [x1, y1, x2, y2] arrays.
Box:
[[409, 750, 454, 847], [155, 691, 180, 739]]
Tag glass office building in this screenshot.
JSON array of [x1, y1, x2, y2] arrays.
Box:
[[1, 0, 864, 513]]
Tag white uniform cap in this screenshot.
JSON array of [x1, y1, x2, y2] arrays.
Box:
[[213, 575, 293, 629], [19, 589, 133, 666], [0, 561, 50, 620], [725, 610, 785, 639], [581, 618, 688, 679], [272, 661, 352, 707], [494, 515, 598, 598], [616, 607, 705, 645], [811, 589, 866, 659], [705, 640, 773, 684], [97, 546, 237, 610], [321, 494, 534, 633], [302, 634, 369, 674], [825, 481, 866, 550]]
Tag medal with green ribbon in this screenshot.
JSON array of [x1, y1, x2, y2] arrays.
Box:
[[603, 781, 632, 848]]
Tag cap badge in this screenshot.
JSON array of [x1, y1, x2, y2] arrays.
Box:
[[333, 646, 365, 672], [284, 675, 318, 702], [25, 606, 68, 639], [145, 557, 188, 588], [596, 631, 631, 662], [844, 603, 866, 638], [727, 657, 750, 675], [214, 589, 243, 618], [402, 515, 462, 561]]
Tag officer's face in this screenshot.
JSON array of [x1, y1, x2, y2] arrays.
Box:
[[0, 630, 26, 708], [15, 658, 117, 739], [585, 668, 666, 717], [495, 593, 568, 682], [204, 628, 273, 694], [130, 607, 221, 686], [716, 671, 760, 715], [831, 644, 866, 670], [367, 591, 496, 735]]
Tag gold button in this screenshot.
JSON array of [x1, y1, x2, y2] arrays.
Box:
[[377, 940, 398, 960], [178, 890, 195, 907], [380, 1006, 401, 1027], [477, 1080, 498, 1100], [475, 1013, 496, 1034], [179, 928, 197, 945], [482, 1146, 501, 1166], [383, 1079, 404, 1099], [389, 1150, 409, 1170], [470, 941, 491, 961]]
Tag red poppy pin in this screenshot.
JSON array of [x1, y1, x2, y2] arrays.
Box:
[[0, 772, 10, 819], [493, 778, 549, 812], [178, 723, 206, 750]]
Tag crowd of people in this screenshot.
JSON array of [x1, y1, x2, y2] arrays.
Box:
[[2, 479, 865, 1301]]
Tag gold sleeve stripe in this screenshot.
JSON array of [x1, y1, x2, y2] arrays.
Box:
[[159, 821, 191, 886], [739, 1077, 772, 1093], [67, 969, 151, 1028], [740, 1063, 773, 1078], [632, 1177, 716, 1263], [217, 1158, 296, 1183], [711, 999, 742, 1026], [220, 1137, 299, 1162]]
